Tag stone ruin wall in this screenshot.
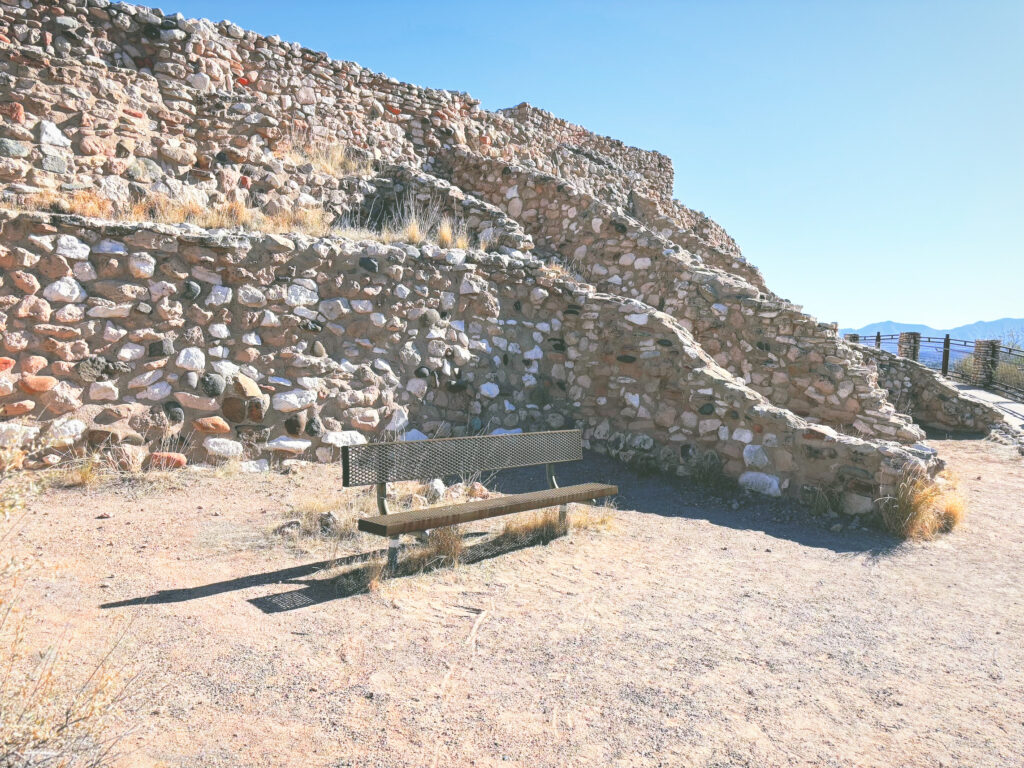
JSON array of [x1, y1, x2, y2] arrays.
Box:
[[0, 210, 939, 514], [440, 150, 925, 443], [855, 345, 1002, 433], [0, 0, 1005, 513]]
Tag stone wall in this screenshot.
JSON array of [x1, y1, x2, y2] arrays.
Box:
[[857, 345, 1003, 433], [440, 150, 923, 443], [0, 210, 938, 512]]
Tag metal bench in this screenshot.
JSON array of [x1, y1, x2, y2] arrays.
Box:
[[341, 429, 617, 571]]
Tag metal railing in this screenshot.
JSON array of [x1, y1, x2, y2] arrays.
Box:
[[846, 332, 1024, 401]]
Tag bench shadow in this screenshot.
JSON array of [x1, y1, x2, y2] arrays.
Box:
[[486, 450, 903, 557], [249, 530, 560, 613], [102, 530, 556, 614], [99, 548, 387, 609]]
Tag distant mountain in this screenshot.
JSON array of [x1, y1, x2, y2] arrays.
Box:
[[840, 318, 1024, 342]]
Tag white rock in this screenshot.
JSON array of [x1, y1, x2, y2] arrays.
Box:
[[205, 285, 232, 306], [204, 437, 244, 458], [403, 429, 429, 441], [272, 388, 317, 412], [350, 299, 373, 313], [47, 418, 86, 447], [43, 276, 87, 303], [94, 239, 127, 254], [89, 381, 119, 401], [72, 261, 97, 281], [479, 382, 500, 398], [129, 253, 156, 278], [321, 430, 367, 448], [138, 381, 172, 401], [209, 323, 231, 339], [266, 436, 311, 454], [176, 347, 205, 372], [237, 284, 266, 307], [117, 342, 145, 361], [88, 303, 132, 319], [319, 297, 349, 319], [738, 471, 782, 497], [128, 369, 162, 389], [240, 459, 270, 473], [385, 406, 409, 432], [285, 283, 318, 307], [242, 332, 261, 345], [406, 378, 428, 398], [626, 313, 648, 326], [39, 120, 71, 147], [742, 444, 770, 469], [732, 428, 755, 444]]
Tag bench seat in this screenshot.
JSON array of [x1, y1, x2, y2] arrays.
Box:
[[357, 482, 618, 537]]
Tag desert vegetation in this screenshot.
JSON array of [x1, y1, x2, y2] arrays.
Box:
[[879, 467, 965, 540], [1, 461, 134, 768]]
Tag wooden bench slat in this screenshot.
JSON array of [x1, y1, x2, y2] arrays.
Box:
[[356, 482, 617, 536]]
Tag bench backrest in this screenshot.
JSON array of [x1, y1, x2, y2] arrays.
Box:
[[341, 429, 582, 487]]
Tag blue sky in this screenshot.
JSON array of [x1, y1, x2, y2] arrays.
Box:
[[163, 0, 1023, 329]]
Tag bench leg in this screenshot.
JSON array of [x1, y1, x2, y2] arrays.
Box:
[[559, 504, 567, 530], [387, 536, 400, 574]]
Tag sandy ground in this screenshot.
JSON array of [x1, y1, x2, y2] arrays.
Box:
[[5, 436, 1023, 768]]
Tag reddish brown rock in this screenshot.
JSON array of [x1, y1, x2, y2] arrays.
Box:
[[1, 400, 35, 416], [149, 452, 187, 470], [19, 375, 58, 394], [192, 416, 231, 434], [0, 357, 14, 373], [23, 355, 48, 374]]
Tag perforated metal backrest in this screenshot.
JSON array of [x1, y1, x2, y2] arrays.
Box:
[[341, 430, 582, 486]]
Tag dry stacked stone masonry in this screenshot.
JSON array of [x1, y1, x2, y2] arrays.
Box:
[[0, 0, 1002, 512]]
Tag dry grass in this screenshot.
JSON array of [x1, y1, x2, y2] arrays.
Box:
[[880, 467, 966, 540], [1, 466, 134, 768], [404, 526, 466, 572], [276, 140, 372, 177], [435, 216, 469, 249], [19, 189, 114, 219]]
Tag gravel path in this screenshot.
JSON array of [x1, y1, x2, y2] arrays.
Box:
[[7, 437, 1023, 767]]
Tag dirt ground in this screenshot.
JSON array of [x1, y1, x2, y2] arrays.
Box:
[[5, 436, 1023, 768]]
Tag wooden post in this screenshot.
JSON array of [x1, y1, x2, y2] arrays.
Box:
[[875, 332, 881, 348], [941, 334, 951, 376]]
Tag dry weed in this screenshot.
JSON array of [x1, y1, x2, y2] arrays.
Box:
[[23, 189, 114, 219], [1, 466, 135, 768], [880, 467, 966, 540]]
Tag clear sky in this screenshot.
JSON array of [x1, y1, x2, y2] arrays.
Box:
[[162, 0, 1023, 329]]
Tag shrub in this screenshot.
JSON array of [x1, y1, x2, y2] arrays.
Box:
[[880, 467, 965, 540]]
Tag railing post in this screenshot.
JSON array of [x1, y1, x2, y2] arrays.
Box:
[[897, 332, 921, 361], [971, 339, 999, 388], [941, 334, 951, 376], [874, 332, 881, 348]]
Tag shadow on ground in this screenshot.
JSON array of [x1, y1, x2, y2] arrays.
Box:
[[101, 450, 905, 614], [102, 527, 568, 613], [487, 450, 900, 557]]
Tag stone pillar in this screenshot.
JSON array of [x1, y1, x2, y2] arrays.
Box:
[[844, 333, 860, 344], [970, 339, 1000, 387], [897, 332, 920, 361]]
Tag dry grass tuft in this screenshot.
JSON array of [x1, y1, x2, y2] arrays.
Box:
[[404, 526, 465, 572], [569, 503, 615, 531], [24, 189, 115, 219], [52, 454, 106, 489], [277, 140, 372, 177], [880, 467, 966, 540], [496, 508, 568, 547], [288, 494, 358, 540]]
